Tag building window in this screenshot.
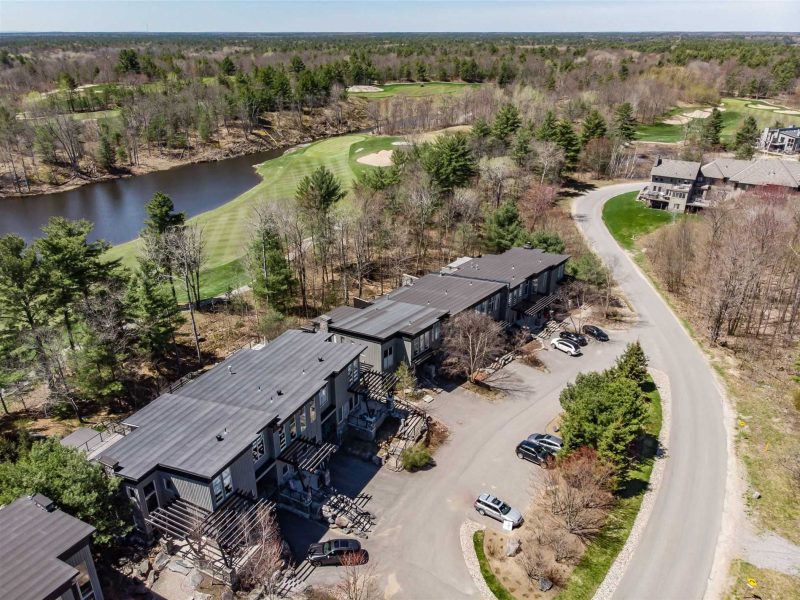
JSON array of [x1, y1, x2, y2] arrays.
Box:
[[252, 434, 265, 462], [521, 280, 528, 298], [347, 359, 360, 384], [300, 409, 307, 432], [76, 562, 95, 600], [338, 404, 345, 423], [289, 417, 298, 441], [144, 481, 158, 513], [382, 346, 393, 370], [349, 395, 358, 411], [309, 402, 317, 423], [433, 321, 441, 340], [212, 467, 233, 505], [318, 386, 329, 408], [278, 428, 287, 451]]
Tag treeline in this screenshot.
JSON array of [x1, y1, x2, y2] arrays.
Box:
[[0, 197, 194, 418]]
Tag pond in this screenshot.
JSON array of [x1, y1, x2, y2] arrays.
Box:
[[0, 147, 285, 244]]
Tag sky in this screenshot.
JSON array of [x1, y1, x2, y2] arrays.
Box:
[[0, 0, 798, 33]]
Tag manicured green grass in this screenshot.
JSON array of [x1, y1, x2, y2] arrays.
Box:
[[105, 133, 398, 298], [557, 377, 662, 600], [635, 97, 799, 145], [602, 191, 674, 250], [725, 560, 800, 599], [473, 530, 516, 600], [348, 81, 480, 99]]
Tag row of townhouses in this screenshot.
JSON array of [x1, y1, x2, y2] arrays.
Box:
[[49, 245, 568, 583], [638, 156, 800, 212]]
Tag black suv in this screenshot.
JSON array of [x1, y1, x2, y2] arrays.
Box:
[[582, 325, 609, 342], [559, 330, 588, 346], [307, 539, 368, 566], [515, 440, 553, 466]]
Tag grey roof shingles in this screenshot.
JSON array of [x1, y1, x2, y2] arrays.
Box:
[[387, 273, 505, 316], [730, 159, 800, 188], [0, 495, 95, 600], [326, 297, 446, 340], [700, 158, 755, 180], [651, 159, 701, 181], [105, 330, 364, 481], [447, 248, 569, 288]]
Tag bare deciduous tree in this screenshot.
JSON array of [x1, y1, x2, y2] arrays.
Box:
[[163, 224, 206, 360], [441, 312, 506, 383], [239, 506, 287, 599], [336, 553, 378, 600]]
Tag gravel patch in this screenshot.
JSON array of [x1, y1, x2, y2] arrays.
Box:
[[593, 367, 672, 600], [460, 520, 496, 600]]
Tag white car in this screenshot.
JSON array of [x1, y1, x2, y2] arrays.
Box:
[[550, 337, 581, 356]]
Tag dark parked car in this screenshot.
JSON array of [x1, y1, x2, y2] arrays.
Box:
[[307, 539, 368, 566], [516, 440, 553, 466], [526, 433, 563, 453], [582, 325, 609, 342], [559, 330, 588, 346]]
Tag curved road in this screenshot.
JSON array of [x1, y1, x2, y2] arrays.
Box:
[[574, 182, 729, 599]]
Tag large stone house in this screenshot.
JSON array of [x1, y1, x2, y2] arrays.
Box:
[[0, 494, 104, 600], [758, 125, 800, 154], [639, 157, 800, 212]]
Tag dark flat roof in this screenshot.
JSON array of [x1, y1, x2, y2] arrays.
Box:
[[104, 330, 364, 480], [387, 272, 504, 315], [0, 495, 95, 600], [447, 248, 569, 287], [326, 297, 446, 340]]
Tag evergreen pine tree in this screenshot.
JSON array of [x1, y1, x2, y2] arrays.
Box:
[[491, 103, 522, 145], [701, 108, 724, 147], [512, 126, 533, 167], [613, 102, 637, 142], [580, 109, 608, 147], [471, 117, 491, 139], [536, 110, 558, 142], [614, 341, 649, 386], [554, 119, 581, 170], [483, 201, 525, 252]]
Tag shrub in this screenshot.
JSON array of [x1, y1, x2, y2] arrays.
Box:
[[400, 443, 432, 471]]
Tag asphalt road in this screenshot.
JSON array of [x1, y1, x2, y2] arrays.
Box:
[[283, 331, 641, 598], [285, 181, 729, 599], [573, 182, 728, 599]]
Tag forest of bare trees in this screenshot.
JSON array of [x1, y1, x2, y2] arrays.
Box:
[[649, 188, 800, 353]]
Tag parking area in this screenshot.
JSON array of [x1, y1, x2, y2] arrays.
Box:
[[280, 326, 639, 598]]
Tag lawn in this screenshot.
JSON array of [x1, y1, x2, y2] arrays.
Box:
[[348, 81, 480, 99], [635, 97, 800, 145], [725, 560, 800, 600], [556, 376, 663, 600], [105, 133, 398, 299], [601, 191, 675, 250]]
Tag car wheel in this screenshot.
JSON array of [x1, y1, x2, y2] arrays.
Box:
[[309, 560, 320, 567], [478, 508, 485, 516]]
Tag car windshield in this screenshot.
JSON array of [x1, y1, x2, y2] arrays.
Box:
[[499, 503, 511, 515]]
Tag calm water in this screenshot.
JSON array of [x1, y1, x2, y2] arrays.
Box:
[[0, 147, 284, 244]]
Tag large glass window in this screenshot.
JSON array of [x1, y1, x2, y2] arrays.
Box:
[[318, 386, 329, 408], [382, 346, 393, 370], [144, 481, 158, 512], [76, 562, 95, 600], [433, 321, 441, 340], [289, 417, 298, 441], [252, 434, 265, 463], [278, 428, 287, 451], [347, 359, 360, 384], [212, 467, 233, 505]]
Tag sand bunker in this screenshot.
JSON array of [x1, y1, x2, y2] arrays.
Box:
[[392, 141, 413, 146], [776, 109, 800, 116], [356, 149, 394, 166], [663, 109, 713, 125], [347, 85, 383, 93]]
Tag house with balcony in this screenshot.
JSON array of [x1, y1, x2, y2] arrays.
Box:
[[0, 494, 103, 600], [89, 329, 365, 577], [637, 158, 706, 211], [759, 125, 800, 154]]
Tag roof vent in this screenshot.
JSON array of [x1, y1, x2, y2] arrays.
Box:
[[30, 493, 55, 512], [318, 356, 325, 362], [216, 428, 227, 441], [228, 365, 235, 375], [277, 389, 284, 396]]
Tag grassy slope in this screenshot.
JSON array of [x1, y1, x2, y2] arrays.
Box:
[[105, 133, 398, 299], [348, 81, 479, 99], [557, 377, 663, 600], [725, 560, 800, 600], [635, 97, 799, 144], [601, 191, 674, 250]]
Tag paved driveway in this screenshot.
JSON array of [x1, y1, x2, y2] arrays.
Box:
[[573, 183, 728, 599], [283, 329, 639, 599]]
